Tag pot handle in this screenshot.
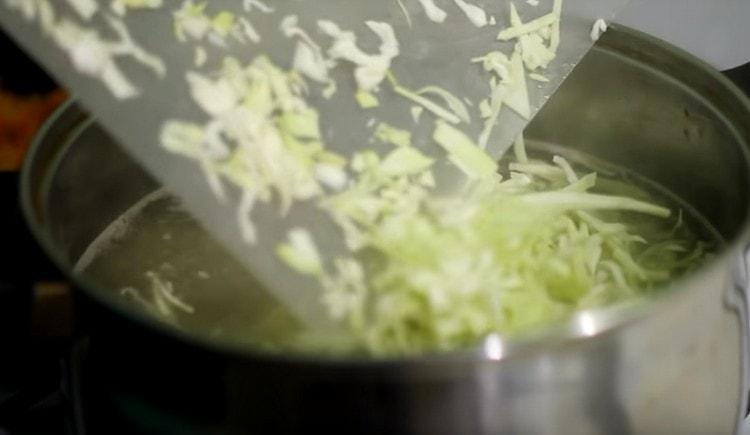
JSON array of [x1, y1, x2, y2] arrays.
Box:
[[729, 64, 750, 435], [724, 62, 750, 96], [735, 248, 750, 435]]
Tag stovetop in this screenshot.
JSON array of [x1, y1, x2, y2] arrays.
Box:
[[0, 171, 79, 435]]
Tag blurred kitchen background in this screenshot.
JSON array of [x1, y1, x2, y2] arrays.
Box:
[[0, 28, 74, 435]]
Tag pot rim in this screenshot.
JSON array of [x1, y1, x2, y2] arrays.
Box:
[[19, 24, 750, 368]]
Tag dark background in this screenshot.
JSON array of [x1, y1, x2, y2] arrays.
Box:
[[0, 28, 71, 435]]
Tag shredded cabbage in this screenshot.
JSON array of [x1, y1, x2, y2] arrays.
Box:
[[277, 228, 324, 276], [121, 270, 194, 325], [387, 73, 462, 124], [161, 56, 346, 240], [110, 0, 162, 17], [473, 0, 563, 149], [66, 0, 98, 20], [174, 1, 259, 46], [528, 72, 549, 82], [395, 0, 412, 28], [452, 0, 488, 27], [318, 19, 399, 93], [417, 86, 472, 124], [417, 0, 447, 23], [280, 15, 332, 88], [410, 106, 424, 123], [375, 123, 413, 148], [497, 0, 562, 41], [155, 3, 706, 357], [355, 89, 380, 109], [10, 0, 710, 358], [433, 121, 499, 180], [242, 0, 273, 14], [590, 18, 608, 42], [8, 0, 165, 99], [473, 47, 530, 149], [284, 128, 709, 356]]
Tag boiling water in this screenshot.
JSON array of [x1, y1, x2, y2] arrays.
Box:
[[75, 190, 302, 350], [75, 146, 719, 354]]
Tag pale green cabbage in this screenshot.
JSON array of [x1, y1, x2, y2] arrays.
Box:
[[277, 125, 709, 356]]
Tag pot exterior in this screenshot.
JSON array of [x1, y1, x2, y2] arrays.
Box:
[[77, 261, 744, 435], [21, 26, 750, 434]]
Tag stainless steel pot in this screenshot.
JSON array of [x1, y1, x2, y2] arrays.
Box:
[[20, 25, 750, 434]]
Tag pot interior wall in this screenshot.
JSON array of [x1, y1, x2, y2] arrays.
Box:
[[526, 27, 750, 240]]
